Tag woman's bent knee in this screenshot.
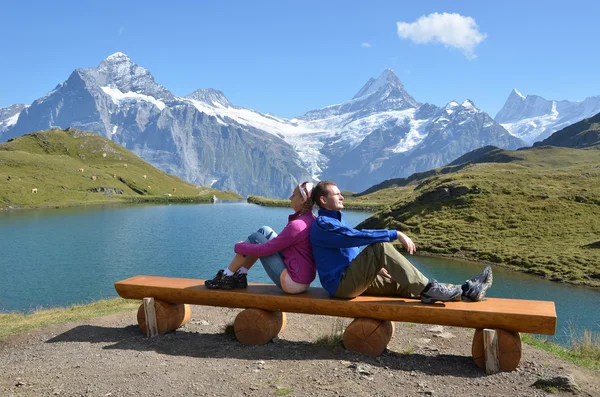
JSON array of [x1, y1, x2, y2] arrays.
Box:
[[257, 225, 275, 237]]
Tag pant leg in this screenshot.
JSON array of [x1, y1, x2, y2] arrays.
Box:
[[334, 242, 429, 299], [247, 226, 286, 288]]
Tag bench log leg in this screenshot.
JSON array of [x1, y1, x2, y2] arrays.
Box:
[[472, 328, 522, 373], [234, 308, 287, 345], [137, 299, 191, 336], [343, 318, 395, 357]]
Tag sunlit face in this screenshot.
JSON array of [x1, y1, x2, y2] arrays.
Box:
[[290, 186, 305, 212], [320, 184, 344, 211]]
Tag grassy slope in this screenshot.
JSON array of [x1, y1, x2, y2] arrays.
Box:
[[358, 146, 600, 286], [0, 128, 241, 210], [0, 298, 139, 338]]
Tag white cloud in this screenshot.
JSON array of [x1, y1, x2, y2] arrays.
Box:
[[361, 42, 372, 48], [396, 12, 486, 60], [118, 26, 124, 36]]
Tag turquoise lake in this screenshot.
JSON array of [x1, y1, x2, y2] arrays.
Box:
[[1, 202, 599, 345]]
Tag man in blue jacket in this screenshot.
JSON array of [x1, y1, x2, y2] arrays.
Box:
[[309, 181, 492, 303]]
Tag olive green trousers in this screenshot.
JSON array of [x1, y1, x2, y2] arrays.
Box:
[[333, 242, 429, 299]]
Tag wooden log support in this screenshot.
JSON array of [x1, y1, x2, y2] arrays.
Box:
[[138, 299, 191, 336], [143, 298, 158, 338], [472, 328, 522, 372], [483, 329, 500, 374], [234, 308, 287, 345], [343, 318, 395, 357]]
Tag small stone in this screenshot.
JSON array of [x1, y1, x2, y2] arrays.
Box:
[[433, 332, 455, 339], [422, 346, 439, 352], [427, 325, 444, 333]]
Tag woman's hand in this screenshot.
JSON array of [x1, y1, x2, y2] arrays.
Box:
[[397, 231, 416, 254]]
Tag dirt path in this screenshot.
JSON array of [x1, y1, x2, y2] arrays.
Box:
[[1, 306, 598, 397]]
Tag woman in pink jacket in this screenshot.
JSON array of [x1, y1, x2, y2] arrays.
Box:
[[205, 182, 316, 294]]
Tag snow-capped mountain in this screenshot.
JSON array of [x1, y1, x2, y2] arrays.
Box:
[[0, 104, 28, 134], [1, 53, 526, 196], [2, 53, 310, 198], [495, 89, 600, 144], [320, 99, 525, 192]]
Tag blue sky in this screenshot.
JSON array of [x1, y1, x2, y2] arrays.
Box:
[[1, 0, 598, 118]]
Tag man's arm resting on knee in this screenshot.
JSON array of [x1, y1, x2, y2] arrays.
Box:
[[312, 217, 398, 248]]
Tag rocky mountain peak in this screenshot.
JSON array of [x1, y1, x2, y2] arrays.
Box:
[[495, 89, 553, 124], [512, 88, 525, 100], [185, 88, 232, 108], [92, 52, 173, 100], [443, 101, 460, 114], [352, 69, 405, 100]]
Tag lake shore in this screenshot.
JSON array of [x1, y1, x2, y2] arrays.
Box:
[[0, 194, 240, 212]]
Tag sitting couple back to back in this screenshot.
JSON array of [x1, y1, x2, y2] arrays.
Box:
[[206, 181, 493, 303]]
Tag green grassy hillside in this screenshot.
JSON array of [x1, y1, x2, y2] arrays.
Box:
[[0, 128, 241, 210], [357, 146, 600, 286]]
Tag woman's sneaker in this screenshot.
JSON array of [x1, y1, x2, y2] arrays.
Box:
[[204, 269, 247, 289], [233, 271, 248, 288], [421, 280, 462, 304], [461, 266, 493, 302]]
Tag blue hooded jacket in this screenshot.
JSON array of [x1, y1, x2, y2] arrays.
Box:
[[309, 209, 398, 296]]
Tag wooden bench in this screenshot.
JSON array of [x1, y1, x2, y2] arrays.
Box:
[[114, 275, 557, 374]]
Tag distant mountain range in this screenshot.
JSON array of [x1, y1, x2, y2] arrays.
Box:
[[495, 89, 600, 145], [0, 53, 597, 196]]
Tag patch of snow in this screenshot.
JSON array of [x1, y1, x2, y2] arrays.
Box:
[[111, 125, 118, 135], [444, 101, 459, 114], [390, 117, 429, 153], [2, 112, 20, 127], [210, 179, 218, 186], [501, 112, 558, 144], [101, 86, 165, 110], [106, 52, 129, 60], [461, 100, 475, 110]]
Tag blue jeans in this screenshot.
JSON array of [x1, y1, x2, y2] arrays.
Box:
[[247, 226, 286, 288]]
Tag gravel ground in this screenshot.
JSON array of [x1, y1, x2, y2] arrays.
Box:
[[1, 305, 599, 397]]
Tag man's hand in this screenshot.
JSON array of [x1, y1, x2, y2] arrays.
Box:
[[397, 231, 416, 254], [378, 267, 391, 278]]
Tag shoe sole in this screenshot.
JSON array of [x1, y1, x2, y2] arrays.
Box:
[[421, 288, 462, 304], [204, 282, 235, 290], [464, 267, 493, 302]]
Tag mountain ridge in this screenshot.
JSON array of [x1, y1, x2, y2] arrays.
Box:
[[0, 52, 559, 197]]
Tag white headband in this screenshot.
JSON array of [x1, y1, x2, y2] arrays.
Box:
[[298, 182, 314, 202]]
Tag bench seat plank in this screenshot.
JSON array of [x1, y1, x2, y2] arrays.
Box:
[[115, 275, 556, 335]]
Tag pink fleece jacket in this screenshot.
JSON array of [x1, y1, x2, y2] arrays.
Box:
[[234, 210, 316, 284]]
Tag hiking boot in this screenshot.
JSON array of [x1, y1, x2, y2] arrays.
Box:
[[205, 269, 236, 290], [462, 266, 493, 302], [421, 280, 462, 304], [233, 271, 248, 288]]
